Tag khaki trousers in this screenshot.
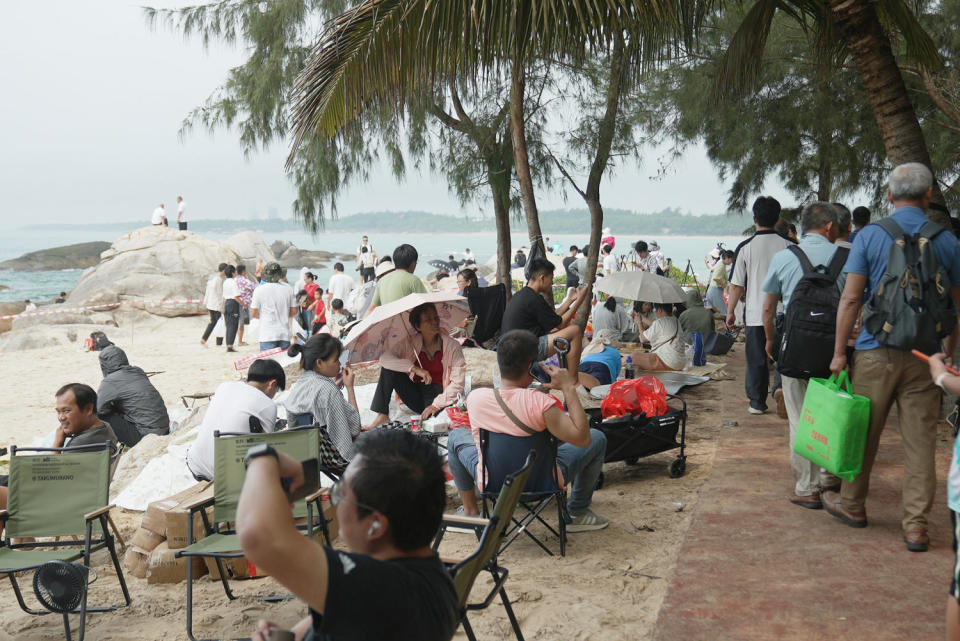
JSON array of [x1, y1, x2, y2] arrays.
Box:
[[782, 375, 840, 496], [843, 348, 939, 530]]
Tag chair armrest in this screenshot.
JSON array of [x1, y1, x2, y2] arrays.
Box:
[[441, 514, 489, 527], [305, 488, 328, 504], [180, 494, 215, 513], [84, 504, 115, 520]]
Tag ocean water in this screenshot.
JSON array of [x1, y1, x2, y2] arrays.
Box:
[[0, 226, 744, 303]]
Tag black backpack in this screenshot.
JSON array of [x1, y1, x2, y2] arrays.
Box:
[[862, 218, 957, 355], [777, 245, 849, 379]]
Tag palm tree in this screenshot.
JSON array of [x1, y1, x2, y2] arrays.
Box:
[[288, 0, 705, 252], [718, 0, 947, 224]]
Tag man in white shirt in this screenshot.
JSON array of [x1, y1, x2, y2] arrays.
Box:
[[250, 261, 299, 350], [201, 263, 227, 345], [177, 196, 188, 231], [151, 203, 167, 226], [326, 262, 356, 307], [186, 359, 285, 481], [726, 196, 795, 414], [601, 244, 619, 275]]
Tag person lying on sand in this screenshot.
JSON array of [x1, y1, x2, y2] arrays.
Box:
[[238, 429, 459, 641]]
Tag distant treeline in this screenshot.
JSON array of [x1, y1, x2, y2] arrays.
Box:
[[24, 207, 751, 235]]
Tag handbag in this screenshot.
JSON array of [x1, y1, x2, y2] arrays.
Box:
[[793, 371, 870, 481]]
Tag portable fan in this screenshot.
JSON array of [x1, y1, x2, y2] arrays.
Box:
[[33, 560, 94, 613]]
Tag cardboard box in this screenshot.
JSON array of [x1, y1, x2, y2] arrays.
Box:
[[123, 546, 150, 579], [146, 542, 208, 584], [140, 481, 213, 542], [165, 506, 211, 549], [204, 555, 252, 581], [129, 527, 165, 553]]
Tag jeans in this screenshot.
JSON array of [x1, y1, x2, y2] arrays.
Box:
[[744, 325, 769, 410], [201, 310, 221, 342], [224, 299, 241, 346], [446, 427, 607, 517], [260, 340, 291, 351]]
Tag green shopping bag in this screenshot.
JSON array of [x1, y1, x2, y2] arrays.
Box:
[[793, 371, 870, 481]]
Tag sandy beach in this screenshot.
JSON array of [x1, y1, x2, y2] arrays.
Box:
[[0, 312, 731, 640]]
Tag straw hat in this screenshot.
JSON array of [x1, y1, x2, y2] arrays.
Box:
[[375, 261, 395, 278]]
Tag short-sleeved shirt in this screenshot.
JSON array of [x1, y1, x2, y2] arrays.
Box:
[[844, 206, 960, 350], [372, 270, 427, 306], [644, 316, 685, 370], [222, 278, 241, 301], [562, 256, 579, 288], [327, 273, 356, 303], [177, 201, 187, 221], [151, 207, 165, 225], [710, 261, 728, 287], [602, 254, 619, 274], [236, 276, 256, 308], [580, 345, 622, 382], [66, 422, 119, 450], [761, 233, 846, 310], [466, 387, 559, 488], [310, 547, 458, 641], [501, 286, 561, 337], [731, 230, 795, 326], [251, 282, 297, 342]]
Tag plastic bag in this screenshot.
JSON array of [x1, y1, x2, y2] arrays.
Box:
[[793, 371, 870, 481], [446, 406, 471, 430], [600, 376, 668, 419]]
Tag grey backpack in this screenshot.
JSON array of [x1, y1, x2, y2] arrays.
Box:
[[862, 217, 956, 354]]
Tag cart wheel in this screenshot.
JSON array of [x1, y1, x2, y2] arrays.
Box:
[[669, 457, 686, 478], [595, 472, 604, 491], [625, 457, 639, 466]]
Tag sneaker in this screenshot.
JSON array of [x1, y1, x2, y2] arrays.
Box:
[[567, 509, 610, 532], [774, 389, 787, 419], [748, 405, 767, 415]]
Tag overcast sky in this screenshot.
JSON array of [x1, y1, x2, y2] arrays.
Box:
[[0, 1, 792, 228]]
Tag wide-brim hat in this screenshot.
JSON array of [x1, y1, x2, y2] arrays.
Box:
[[375, 261, 395, 278], [262, 261, 284, 282]]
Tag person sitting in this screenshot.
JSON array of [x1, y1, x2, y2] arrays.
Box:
[[186, 359, 286, 482], [237, 429, 459, 641], [456, 268, 488, 296], [96, 345, 170, 447], [366, 302, 467, 429], [679, 289, 716, 343], [501, 257, 584, 379], [632, 301, 656, 331], [446, 330, 609, 531], [634, 303, 686, 371], [578, 329, 622, 388], [53, 383, 119, 450], [591, 296, 638, 342], [282, 334, 361, 461]]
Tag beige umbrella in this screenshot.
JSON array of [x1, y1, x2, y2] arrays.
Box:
[[594, 271, 685, 304]]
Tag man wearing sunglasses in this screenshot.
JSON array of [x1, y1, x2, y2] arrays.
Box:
[[237, 429, 459, 641]]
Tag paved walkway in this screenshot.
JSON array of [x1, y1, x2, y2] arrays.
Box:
[[654, 350, 953, 640]]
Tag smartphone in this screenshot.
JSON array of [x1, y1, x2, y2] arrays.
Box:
[[529, 362, 552, 384], [280, 458, 320, 503]]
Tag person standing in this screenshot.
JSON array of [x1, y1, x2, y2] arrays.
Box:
[[357, 246, 376, 283], [250, 262, 298, 350], [849, 206, 871, 243], [151, 203, 167, 226], [827, 163, 960, 552], [365, 244, 427, 316], [601, 244, 618, 275], [176, 196, 188, 231], [222, 265, 242, 352], [301, 272, 321, 330], [201, 263, 227, 345], [326, 262, 356, 309], [760, 202, 844, 509], [563, 246, 580, 290], [235, 264, 257, 347], [705, 250, 733, 314], [726, 196, 795, 414]]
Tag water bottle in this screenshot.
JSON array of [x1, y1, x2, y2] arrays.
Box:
[[624, 356, 634, 379]]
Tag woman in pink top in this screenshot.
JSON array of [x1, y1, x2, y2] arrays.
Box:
[[366, 302, 467, 429]]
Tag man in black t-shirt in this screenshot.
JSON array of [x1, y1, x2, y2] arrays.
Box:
[[238, 429, 459, 641], [501, 258, 584, 379]]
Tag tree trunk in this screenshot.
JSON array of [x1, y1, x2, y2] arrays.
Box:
[[488, 160, 513, 300], [827, 0, 949, 226], [510, 56, 545, 254], [816, 127, 833, 202]]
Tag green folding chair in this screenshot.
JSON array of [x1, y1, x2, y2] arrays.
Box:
[[0, 442, 131, 641], [176, 426, 331, 641], [434, 451, 536, 641]]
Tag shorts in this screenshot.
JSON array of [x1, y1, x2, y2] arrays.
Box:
[[240, 307, 250, 325], [951, 510, 960, 604], [579, 361, 612, 385], [537, 334, 551, 361]]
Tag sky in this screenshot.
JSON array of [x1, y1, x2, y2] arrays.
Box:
[[0, 1, 794, 228]]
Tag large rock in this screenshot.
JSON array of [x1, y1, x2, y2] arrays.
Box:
[[0, 241, 111, 271], [221, 231, 276, 269], [66, 227, 239, 317], [0, 301, 26, 334], [277, 245, 355, 269], [0, 323, 114, 352], [270, 239, 293, 258]]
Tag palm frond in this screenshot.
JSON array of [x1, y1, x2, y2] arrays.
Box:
[[876, 0, 942, 71], [714, 0, 779, 100]]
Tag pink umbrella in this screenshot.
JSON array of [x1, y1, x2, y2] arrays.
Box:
[[342, 291, 470, 364]]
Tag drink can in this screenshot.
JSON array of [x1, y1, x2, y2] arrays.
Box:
[[410, 416, 421, 432]]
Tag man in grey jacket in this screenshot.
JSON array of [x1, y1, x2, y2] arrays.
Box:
[[97, 345, 169, 446]]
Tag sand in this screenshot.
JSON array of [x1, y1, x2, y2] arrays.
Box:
[[0, 314, 733, 640]]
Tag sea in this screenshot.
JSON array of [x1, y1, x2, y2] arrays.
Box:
[[0, 226, 745, 303]]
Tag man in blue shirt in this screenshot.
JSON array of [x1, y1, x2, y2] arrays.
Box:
[[828, 163, 960, 552], [761, 203, 844, 510]]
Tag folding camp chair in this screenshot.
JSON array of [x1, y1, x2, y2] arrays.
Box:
[[176, 426, 331, 641], [434, 451, 536, 641], [479, 428, 568, 556], [465, 283, 506, 347], [0, 442, 131, 641]]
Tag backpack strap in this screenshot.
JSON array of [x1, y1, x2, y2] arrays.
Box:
[[787, 245, 816, 275], [493, 389, 540, 436], [826, 246, 850, 282], [918, 220, 945, 241], [873, 217, 906, 240]]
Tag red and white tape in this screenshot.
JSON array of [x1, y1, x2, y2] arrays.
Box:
[[233, 347, 287, 370], [1, 298, 203, 320]]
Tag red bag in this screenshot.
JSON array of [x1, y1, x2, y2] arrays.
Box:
[[446, 406, 471, 430], [600, 376, 668, 419]]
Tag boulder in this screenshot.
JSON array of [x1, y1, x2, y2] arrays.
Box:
[[278, 246, 330, 269], [270, 239, 293, 258], [0, 323, 114, 352], [0, 241, 111, 271], [66, 227, 238, 317], [221, 231, 276, 269], [0, 301, 26, 334]]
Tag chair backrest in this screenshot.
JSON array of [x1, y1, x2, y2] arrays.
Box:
[[5, 443, 112, 540], [450, 451, 536, 606], [212, 426, 319, 524], [465, 284, 506, 345], [479, 429, 559, 495]]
